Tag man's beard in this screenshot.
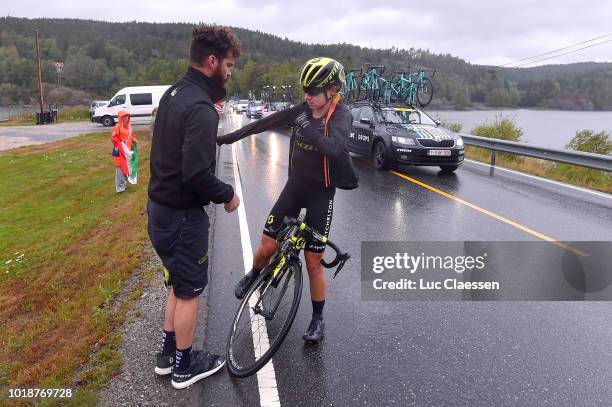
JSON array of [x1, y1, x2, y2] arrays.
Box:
[[212, 65, 228, 88]]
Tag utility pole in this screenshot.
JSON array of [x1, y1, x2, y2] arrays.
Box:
[[35, 30, 44, 117]]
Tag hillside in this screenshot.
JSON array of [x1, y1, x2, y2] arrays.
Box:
[[1, 16, 611, 110]]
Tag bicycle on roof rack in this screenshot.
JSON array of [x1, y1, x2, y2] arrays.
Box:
[[358, 64, 385, 104], [342, 63, 436, 107]]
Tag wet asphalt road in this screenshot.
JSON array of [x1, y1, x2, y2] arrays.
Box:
[[198, 114, 612, 407]]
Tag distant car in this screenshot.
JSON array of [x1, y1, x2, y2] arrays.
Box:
[[89, 100, 109, 122], [246, 101, 265, 118], [235, 99, 249, 113], [348, 102, 464, 171]]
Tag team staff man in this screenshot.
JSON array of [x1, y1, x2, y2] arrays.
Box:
[[147, 25, 241, 390]]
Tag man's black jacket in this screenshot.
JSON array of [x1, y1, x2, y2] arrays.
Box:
[[148, 67, 234, 208]]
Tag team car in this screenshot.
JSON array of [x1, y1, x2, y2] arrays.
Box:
[[347, 102, 464, 171]]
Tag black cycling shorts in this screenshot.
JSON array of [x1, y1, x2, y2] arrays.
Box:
[[147, 199, 209, 299], [263, 175, 335, 253]]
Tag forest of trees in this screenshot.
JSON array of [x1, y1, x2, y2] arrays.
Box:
[[1, 16, 611, 110]]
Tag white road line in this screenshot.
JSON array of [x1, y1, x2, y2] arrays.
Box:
[[232, 143, 281, 407], [464, 159, 612, 201]]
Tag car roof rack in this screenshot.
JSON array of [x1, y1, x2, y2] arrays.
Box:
[[347, 100, 418, 110]]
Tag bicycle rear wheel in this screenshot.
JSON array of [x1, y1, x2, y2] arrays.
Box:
[[369, 81, 381, 104], [348, 84, 358, 103], [226, 260, 303, 378], [416, 77, 434, 107]]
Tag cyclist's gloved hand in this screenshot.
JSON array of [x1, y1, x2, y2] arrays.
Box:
[[295, 112, 322, 145], [295, 112, 311, 130]]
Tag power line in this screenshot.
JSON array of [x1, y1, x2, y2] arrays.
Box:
[[496, 34, 611, 68], [514, 39, 612, 68]]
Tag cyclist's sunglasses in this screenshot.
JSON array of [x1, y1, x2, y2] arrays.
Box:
[[303, 87, 325, 96]]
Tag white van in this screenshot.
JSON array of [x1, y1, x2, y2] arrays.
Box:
[[93, 85, 170, 127]]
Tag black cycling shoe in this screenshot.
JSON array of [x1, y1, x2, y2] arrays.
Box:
[[154, 351, 174, 376], [171, 351, 225, 390], [302, 317, 325, 344], [234, 268, 260, 300]]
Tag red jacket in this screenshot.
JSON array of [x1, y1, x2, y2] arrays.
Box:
[[111, 110, 136, 175]]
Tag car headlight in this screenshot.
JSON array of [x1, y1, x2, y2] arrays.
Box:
[[392, 136, 415, 145], [456, 137, 464, 147]]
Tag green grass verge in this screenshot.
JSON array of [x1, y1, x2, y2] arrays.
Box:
[[465, 146, 611, 194], [0, 131, 153, 405]]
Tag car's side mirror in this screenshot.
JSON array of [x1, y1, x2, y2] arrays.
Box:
[[435, 119, 441, 126], [360, 117, 372, 126]]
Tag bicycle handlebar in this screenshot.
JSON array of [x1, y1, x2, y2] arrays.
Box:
[[321, 240, 351, 279]]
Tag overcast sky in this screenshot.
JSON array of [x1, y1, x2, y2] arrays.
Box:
[[3, 0, 611, 66]]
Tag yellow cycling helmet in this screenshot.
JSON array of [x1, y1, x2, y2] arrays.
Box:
[[299, 57, 345, 90]]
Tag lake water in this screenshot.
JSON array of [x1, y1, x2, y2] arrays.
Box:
[[427, 109, 612, 150], [2, 106, 611, 150]]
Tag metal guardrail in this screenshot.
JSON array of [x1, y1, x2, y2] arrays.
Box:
[[459, 134, 612, 172]]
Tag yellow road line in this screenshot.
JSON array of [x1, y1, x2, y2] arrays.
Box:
[[389, 170, 588, 257]]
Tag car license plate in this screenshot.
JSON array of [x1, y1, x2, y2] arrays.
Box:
[[428, 149, 451, 156]]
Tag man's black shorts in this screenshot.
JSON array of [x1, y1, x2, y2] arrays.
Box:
[[147, 199, 209, 299], [263, 175, 335, 253]]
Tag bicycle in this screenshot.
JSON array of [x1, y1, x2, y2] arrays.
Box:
[[358, 64, 385, 104], [410, 68, 435, 107], [380, 69, 409, 105], [343, 68, 362, 103], [226, 216, 350, 378]]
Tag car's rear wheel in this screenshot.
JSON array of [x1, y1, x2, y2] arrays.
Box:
[[373, 141, 391, 170], [439, 165, 459, 172]]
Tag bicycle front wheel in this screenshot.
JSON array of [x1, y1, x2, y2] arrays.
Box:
[[226, 260, 303, 378]]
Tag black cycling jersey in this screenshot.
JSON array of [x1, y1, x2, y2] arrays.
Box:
[[289, 111, 326, 183]]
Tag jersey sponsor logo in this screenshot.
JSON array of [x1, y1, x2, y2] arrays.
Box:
[[198, 251, 209, 265], [193, 287, 203, 293], [295, 237, 306, 250], [267, 215, 275, 225], [324, 199, 333, 235], [170, 88, 178, 97], [309, 243, 325, 252], [295, 140, 317, 151]]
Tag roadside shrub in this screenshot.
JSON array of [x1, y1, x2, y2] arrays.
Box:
[[441, 122, 462, 133], [471, 114, 523, 162], [545, 130, 611, 189]]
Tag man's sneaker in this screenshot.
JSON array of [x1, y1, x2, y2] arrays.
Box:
[[302, 317, 325, 344], [234, 268, 260, 299], [171, 351, 226, 389], [155, 352, 174, 376]]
